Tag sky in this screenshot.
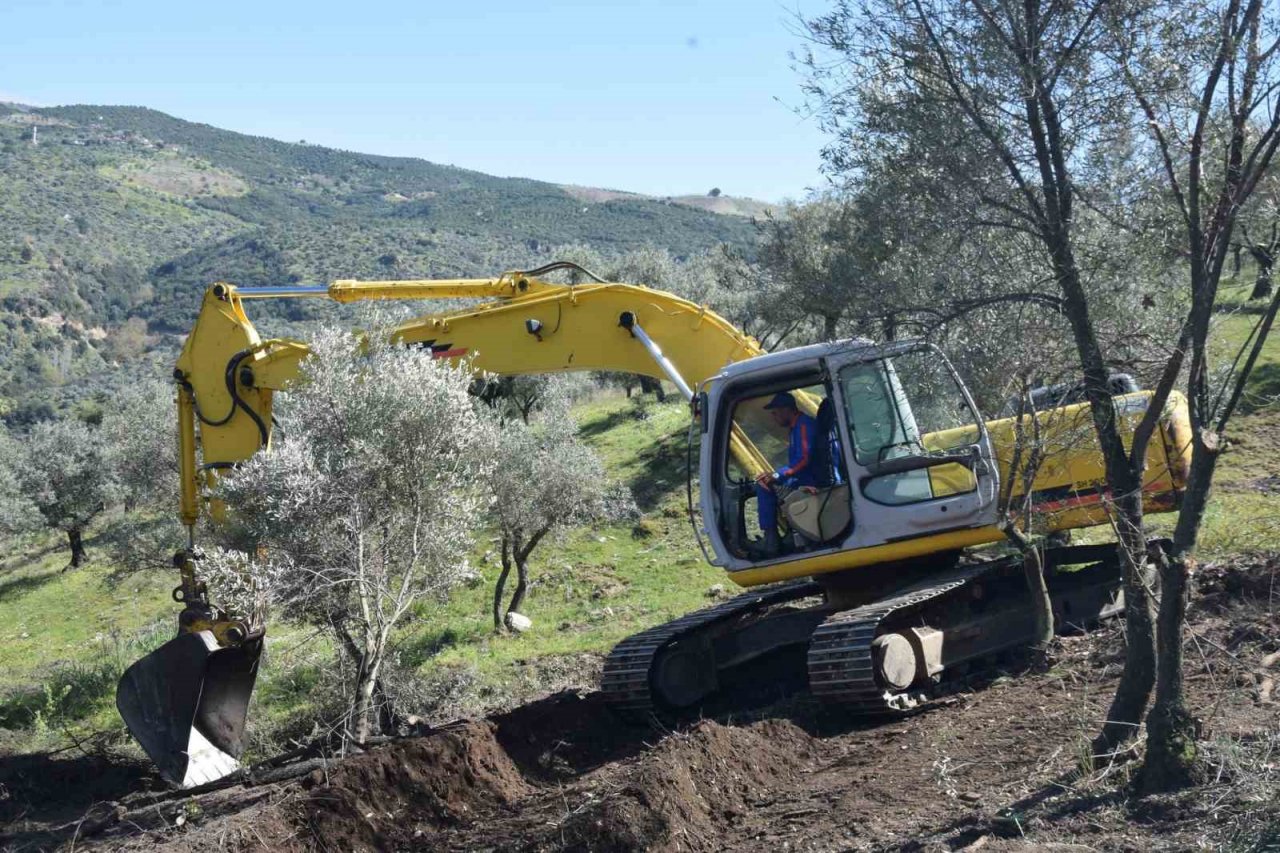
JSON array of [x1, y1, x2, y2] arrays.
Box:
[[1, 0, 833, 202]]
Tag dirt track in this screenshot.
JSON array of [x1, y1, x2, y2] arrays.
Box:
[[3, 558, 1278, 852]]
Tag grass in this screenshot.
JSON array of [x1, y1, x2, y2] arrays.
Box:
[[1165, 297, 1280, 556], [0, 541, 173, 696], [0, 542, 174, 748]]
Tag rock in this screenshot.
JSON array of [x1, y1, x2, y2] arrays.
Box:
[[505, 611, 533, 633], [707, 583, 726, 598]]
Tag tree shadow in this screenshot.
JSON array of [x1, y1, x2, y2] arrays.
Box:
[[886, 767, 1130, 852], [577, 406, 637, 439], [1241, 362, 1280, 414], [0, 750, 162, 847], [397, 626, 464, 668], [0, 539, 67, 575], [0, 567, 62, 605]]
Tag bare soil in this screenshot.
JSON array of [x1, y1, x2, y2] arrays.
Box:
[[3, 556, 1278, 852]]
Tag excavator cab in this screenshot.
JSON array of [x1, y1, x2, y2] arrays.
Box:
[[702, 339, 999, 572]]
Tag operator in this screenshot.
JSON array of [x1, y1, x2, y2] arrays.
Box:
[[753, 391, 819, 557]]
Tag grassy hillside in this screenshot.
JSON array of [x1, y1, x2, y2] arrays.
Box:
[[0, 116, 1275, 768], [0, 103, 755, 412]]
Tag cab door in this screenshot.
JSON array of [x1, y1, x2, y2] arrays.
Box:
[[829, 341, 1000, 547]]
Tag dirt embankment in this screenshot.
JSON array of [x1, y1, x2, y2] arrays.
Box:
[[3, 557, 1278, 852]]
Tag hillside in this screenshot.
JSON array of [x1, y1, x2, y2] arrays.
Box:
[[0, 297, 1276, 847], [0, 103, 756, 415], [559, 184, 777, 219]]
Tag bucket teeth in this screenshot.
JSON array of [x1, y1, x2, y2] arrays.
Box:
[[116, 630, 262, 788]]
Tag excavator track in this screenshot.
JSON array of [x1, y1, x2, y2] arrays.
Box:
[[808, 543, 1136, 714], [605, 543, 1140, 719], [601, 578, 821, 713], [807, 560, 999, 712]]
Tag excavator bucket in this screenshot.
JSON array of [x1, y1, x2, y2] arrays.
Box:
[[116, 630, 262, 788]]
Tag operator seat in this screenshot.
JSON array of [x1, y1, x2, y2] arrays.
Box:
[[782, 397, 852, 546]]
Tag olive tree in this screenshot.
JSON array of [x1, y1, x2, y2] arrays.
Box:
[[97, 379, 186, 571], [14, 418, 118, 567], [476, 373, 594, 424], [204, 328, 494, 743], [756, 193, 899, 341], [801, 0, 1188, 766], [802, 0, 1280, 791], [0, 426, 36, 538], [1103, 0, 1280, 790], [485, 389, 635, 632]]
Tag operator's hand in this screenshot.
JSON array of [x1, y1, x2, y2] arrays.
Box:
[[755, 471, 777, 488]]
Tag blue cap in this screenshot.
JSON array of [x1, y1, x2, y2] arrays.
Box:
[[763, 391, 797, 410]]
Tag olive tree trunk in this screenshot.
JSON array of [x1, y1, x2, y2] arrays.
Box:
[[1092, 484, 1158, 758], [335, 623, 386, 745], [493, 527, 549, 631], [67, 528, 85, 569], [493, 535, 514, 630]]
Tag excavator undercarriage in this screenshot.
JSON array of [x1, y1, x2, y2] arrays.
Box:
[[603, 541, 1157, 718]]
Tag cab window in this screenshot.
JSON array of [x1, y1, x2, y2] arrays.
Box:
[[839, 350, 981, 505]]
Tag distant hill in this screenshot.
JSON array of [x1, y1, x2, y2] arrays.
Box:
[[558, 185, 776, 219], [0, 103, 757, 416]]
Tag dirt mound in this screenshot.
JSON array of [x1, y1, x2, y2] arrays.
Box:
[[1195, 554, 1278, 611], [300, 720, 533, 851], [492, 690, 647, 782], [561, 718, 818, 851]]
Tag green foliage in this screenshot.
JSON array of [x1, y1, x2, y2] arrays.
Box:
[[13, 418, 117, 537]]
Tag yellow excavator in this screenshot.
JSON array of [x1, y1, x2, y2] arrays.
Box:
[[117, 262, 1192, 786]]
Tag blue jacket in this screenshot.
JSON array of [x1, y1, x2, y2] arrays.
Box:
[[775, 412, 820, 488]]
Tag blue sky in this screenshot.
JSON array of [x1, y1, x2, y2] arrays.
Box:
[[2, 0, 831, 201]]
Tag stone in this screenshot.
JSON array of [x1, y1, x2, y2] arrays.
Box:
[[505, 611, 533, 633]]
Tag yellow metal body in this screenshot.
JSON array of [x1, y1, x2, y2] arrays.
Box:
[[174, 274, 1192, 592]]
